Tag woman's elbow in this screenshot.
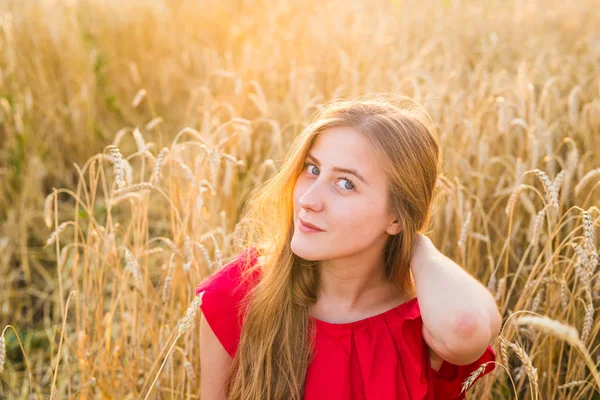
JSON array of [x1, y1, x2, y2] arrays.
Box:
[[446, 310, 501, 363]]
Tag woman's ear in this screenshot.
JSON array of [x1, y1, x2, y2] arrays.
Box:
[[386, 218, 402, 235]]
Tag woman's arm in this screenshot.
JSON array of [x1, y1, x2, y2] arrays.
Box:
[[410, 234, 502, 366], [199, 314, 231, 400]]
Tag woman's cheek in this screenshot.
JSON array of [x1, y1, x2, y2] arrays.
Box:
[[335, 208, 358, 228]]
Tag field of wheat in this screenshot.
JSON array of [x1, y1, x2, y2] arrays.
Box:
[[1, 0, 600, 398]]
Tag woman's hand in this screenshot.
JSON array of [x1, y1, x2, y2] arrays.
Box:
[[412, 233, 430, 254], [410, 233, 438, 270]]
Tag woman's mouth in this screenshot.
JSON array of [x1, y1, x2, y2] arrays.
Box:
[[299, 218, 324, 233]]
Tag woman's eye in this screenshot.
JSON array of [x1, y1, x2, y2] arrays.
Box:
[[306, 164, 319, 175], [304, 162, 355, 191], [336, 178, 355, 191]]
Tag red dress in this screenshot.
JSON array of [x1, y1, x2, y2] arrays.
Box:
[[196, 248, 496, 399]]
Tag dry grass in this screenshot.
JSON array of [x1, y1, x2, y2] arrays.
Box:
[[0, 0, 599, 398], [0, 333, 5, 375]]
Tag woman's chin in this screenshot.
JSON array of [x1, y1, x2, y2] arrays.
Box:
[[290, 237, 321, 261]]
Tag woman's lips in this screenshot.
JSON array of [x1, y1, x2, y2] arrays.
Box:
[[299, 219, 324, 233]]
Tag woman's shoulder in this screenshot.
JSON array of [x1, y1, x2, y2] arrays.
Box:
[[195, 247, 261, 297], [195, 247, 262, 358]]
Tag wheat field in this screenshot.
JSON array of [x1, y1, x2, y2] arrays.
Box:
[[0, 0, 600, 398]]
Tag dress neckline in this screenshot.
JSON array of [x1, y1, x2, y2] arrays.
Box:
[[309, 296, 419, 332]]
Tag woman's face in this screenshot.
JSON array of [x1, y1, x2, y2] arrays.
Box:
[[291, 126, 400, 261]]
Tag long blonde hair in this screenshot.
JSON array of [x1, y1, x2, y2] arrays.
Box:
[[226, 94, 442, 399]]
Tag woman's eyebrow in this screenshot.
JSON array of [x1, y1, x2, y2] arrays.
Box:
[[306, 153, 369, 185]]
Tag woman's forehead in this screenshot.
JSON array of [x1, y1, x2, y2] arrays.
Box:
[[310, 127, 371, 158]]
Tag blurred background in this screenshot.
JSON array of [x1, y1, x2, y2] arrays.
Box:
[[0, 0, 599, 398]]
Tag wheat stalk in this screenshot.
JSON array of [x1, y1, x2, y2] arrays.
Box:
[[1, 325, 42, 398], [173, 157, 195, 182], [505, 184, 528, 215], [500, 335, 509, 365], [132, 127, 149, 154], [572, 242, 593, 283], [582, 210, 596, 252], [184, 359, 197, 386], [582, 210, 598, 277], [59, 246, 71, 268], [514, 314, 600, 391], [499, 336, 539, 393], [144, 292, 205, 399], [110, 192, 142, 206], [530, 209, 545, 246], [152, 147, 170, 185], [208, 148, 222, 186], [132, 89, 147, 108], [568, 86, 581, 127], [223, 161, 235, 197], [45, 221, 70, 248], [458, 211, 472, 248], [460, 362, 492, 395], [515, 315, 578, 342], [195, 242, 213, 270], [146, 116, 164, 131], [196, 188, 206, 211], [113, 183, 156, 197], [221, 152, 245, 166], [106, 145, 126, 189], [124, 248, 142, 289], [553, 170, 565, 193], [495, 277, 506, 303], [575, 168, 600, 195], [487, 273, 497, 293], [513, 365, 526, 383], [43, 191, 56, 229], [566, 147, 580, 175], [183, 235, 192, 271], [560, 280, 570, 310], [209, 233, 224, 269], [582, 300, 595, 343], [531, 287, 544, 313], [50, 291, 76, 400], [0, 331, 5, 374], [199, 178, 216, 195], [534, 169, 559, 210], [497, 97, 507, 133], [178, 291, 204, 335], [162, 253, 176, 302], [559, 380, 586, 389]]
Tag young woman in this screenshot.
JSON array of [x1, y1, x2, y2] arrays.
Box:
[[197, 96, 502, 399]]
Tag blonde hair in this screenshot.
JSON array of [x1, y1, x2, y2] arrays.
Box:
[[226, 94, 442, 399]]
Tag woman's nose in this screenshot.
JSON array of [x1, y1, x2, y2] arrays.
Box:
[[298, 181, 324, 212]]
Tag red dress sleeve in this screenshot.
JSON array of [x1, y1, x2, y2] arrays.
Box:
[[431, 344, 496, 399], [195, 247, 260, 358]]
